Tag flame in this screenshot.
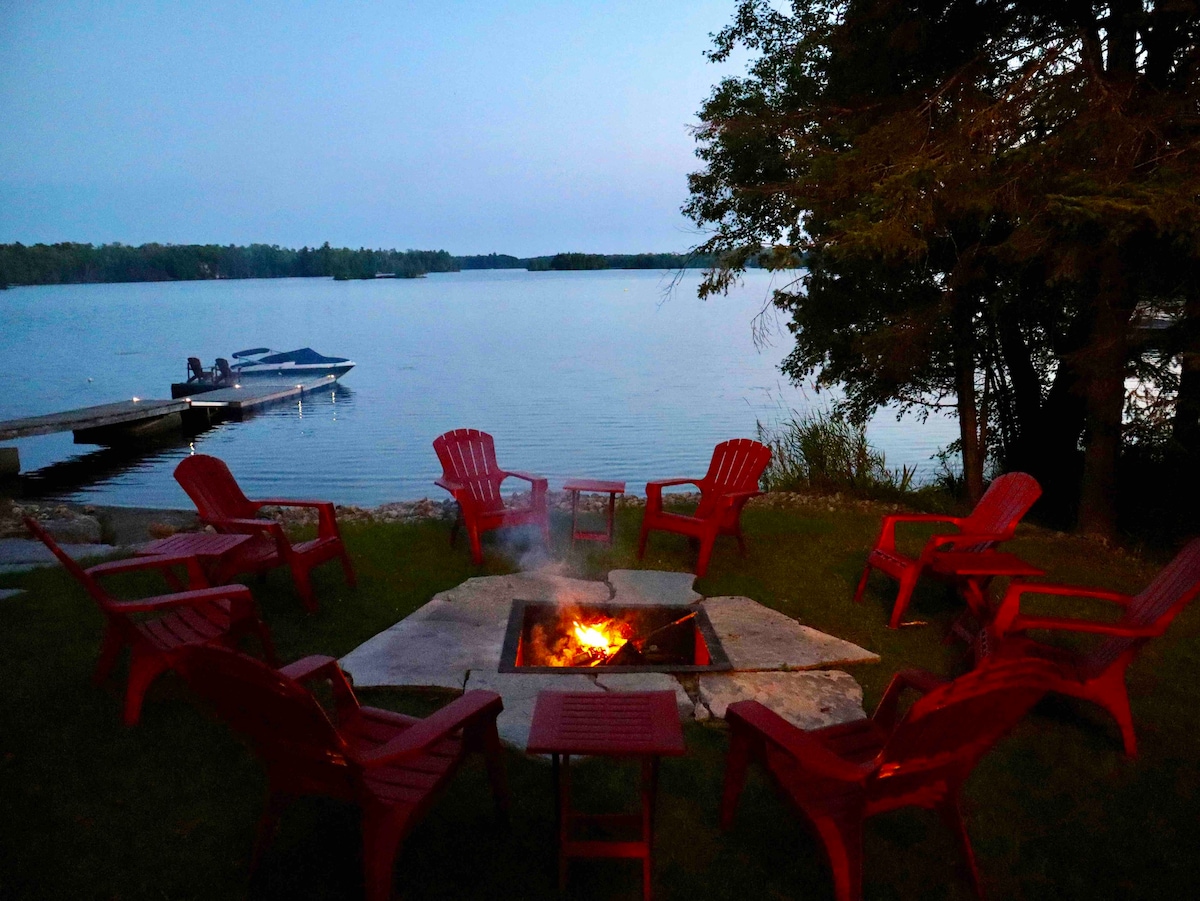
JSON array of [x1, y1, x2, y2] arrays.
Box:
[[572, 620, 627, 662]]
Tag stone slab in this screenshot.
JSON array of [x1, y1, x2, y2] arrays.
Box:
[[698, 670, 866, 731], [0, 538, 119, 570], [0, 588, 25, 601], [594, 672, 696, 720], [607, 569, 700, 606], [339, 571, 610, 689], [702, 596, 879, 670], [464, 671, 603, 749]]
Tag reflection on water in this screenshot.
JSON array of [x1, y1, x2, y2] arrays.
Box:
[[0, 271, 958, 508]]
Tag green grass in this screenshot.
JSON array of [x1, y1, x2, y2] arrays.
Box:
[[1, 503, 1198, 899]]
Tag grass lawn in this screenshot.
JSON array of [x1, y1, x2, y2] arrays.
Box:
[[2, 500, 1198, 900]]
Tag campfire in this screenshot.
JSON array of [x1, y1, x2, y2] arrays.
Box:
[[499, 601, 731, 674]]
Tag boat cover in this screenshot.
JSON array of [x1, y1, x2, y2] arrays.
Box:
[[257, 348, 349, 365]]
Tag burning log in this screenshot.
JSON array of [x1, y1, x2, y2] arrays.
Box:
[[602, 612, 697, 666]]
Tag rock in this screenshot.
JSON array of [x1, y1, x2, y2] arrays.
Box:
[[698, 670, 865, 730], [463, 671, 603, 749], [593, 672, 696, 720], [147, 522, 180, 539], [608, 570, 700, 607], [701, 596, 879, 670], [34, 515, 102, 545], [0, 588, 26, 602]]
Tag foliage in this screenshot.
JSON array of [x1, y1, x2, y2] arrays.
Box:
[[0, 241, 457, 285], [756, 409, 915, 496], [686, 0, 1200, 537]]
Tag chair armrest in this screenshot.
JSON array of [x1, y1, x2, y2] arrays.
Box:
[[1003, 615, 1161, 638], [871, 669, 949, 731], [725, 700, 869, 783], [923, 530, 1009, 556], [435, 477, 465, 493], [502, 470, 545, 485], [108, 584, 255, 615], [280, 655, 359, 713], [990, 581, 1135, 635], [876, 514, 964, 552], [204, 516, 291, 557], [645, 479, 701, 512], [354, 690, 503, 767], [87, 553, 210, 589], [255, 499, 341, 539]]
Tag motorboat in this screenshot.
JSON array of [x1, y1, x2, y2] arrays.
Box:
[[227, 347, 356, 380], [171, 347, 355, 397]]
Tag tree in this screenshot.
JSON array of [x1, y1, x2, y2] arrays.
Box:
[[687, 0, 1200, 537]]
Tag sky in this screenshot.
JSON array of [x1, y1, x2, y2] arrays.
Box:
[[0, 0, 750, 256]]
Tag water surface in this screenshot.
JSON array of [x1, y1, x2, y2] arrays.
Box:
[[0, 270, 957, 507]]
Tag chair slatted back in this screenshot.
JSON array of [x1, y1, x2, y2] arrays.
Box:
[[187, 357, 206, 382], [175, 454, 260, 522], [959, 472, 1041, 551], [696, 439, 772, 521], [870, 659, 1053, 796], [1087, 538, 1200, 674], [24, 517, 112, 611], [179, 646, 354, 779], [433, 429, 506, 514]]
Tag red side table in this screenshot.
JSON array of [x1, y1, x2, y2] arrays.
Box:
[[929, 550, 1045, 641], [562, 478, 626, 546], [137, 532, 251, 588], [527, 691, 685, 900]]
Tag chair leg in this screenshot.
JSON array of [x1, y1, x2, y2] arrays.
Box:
[[720, 726, 755, 830], [94, 625, 125, 685], [1094, 676, 1139, 758], [734, 523, 748, 557], [637, 518, 652, 560], [362, 807, 410, 901], [939, 792, 984, 899], [251, 789, 294, 874], [467, 525, 485, 565], [852, 563, 873, 604], [695, 531, 718, 578], [340, 548, 358, 588], [887, 569, 922, 629], [123, 649, 169, 726], [810, 809, 865, 901], [291, 565, 320, 614]]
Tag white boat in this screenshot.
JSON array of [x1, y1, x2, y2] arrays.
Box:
[[172, 347, 355, 397], [228, 347, 355, 380]]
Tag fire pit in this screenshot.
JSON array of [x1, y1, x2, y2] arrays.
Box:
[[499, 600, 732, 674]]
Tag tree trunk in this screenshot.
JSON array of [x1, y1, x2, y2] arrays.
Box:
[[1171, 290, 1200, 458], [1076, 254, 1134, 539], [953, 292, 985, 503]]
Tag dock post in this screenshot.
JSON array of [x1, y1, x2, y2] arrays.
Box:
[[0, 446, 18, 477]]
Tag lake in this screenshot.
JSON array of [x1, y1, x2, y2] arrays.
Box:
[[0, 269, 957, 508]]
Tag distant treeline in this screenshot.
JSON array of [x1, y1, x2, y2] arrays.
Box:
[[0, 242, 763, 287]]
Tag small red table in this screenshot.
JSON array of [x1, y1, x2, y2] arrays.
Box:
[[527, 691, 685, 900], [562, 478, 626, 546], [929, 550, 1045, 641], [137, 532, 252, 587]]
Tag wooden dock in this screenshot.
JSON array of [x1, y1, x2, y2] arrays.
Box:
[[0, 375, 342, 472]]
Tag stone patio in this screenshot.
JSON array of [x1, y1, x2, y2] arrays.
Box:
[[339, 567, 879, 749]]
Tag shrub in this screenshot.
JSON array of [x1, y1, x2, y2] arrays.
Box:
[[757, 410, 916, 497]]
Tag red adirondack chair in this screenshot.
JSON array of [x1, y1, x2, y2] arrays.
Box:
[[636, 438, 771, 577], [178, 646, 508, 901], [174, 454, 356, 613], [976, 537, 1200, 757], [854, 472, 1042, 628], [432, 428, 550, 564], [720, 659, 1056, 901], [24, 517, 277, 725]]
